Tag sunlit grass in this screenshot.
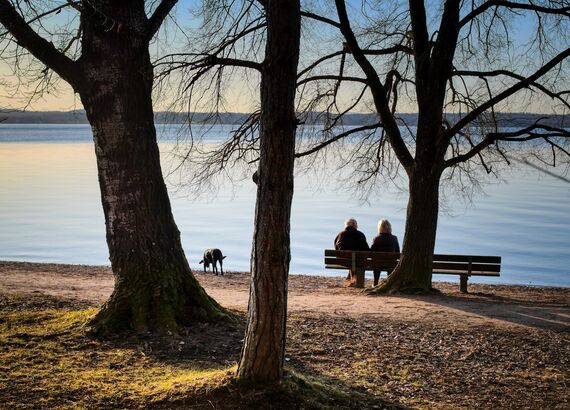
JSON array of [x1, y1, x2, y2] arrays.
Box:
[[0, 304, 371, 409], [0, 308, 238, 408]]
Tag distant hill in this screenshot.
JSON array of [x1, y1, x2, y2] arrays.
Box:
[[0, 110, 253, 125], [0, 110, 89, 124], [0, 109, 567, 127]]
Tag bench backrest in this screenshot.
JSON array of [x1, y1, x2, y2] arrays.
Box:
[[324, 250, 501, 275], [325, 250, 400, 271]]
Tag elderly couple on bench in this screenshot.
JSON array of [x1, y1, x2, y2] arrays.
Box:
[[334, 218, 399, 287]]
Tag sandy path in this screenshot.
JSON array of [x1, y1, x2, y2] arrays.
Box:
[[1, 261, 569, 332]]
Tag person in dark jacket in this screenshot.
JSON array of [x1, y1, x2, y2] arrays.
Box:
[[334, 218, 369, 251], [334, 218, 369, 281], [370, 219, 400, 286]]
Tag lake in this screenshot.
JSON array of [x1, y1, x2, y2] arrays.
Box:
[[0, 124, 569, 287]]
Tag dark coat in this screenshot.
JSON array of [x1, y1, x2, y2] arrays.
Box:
[[334, 226, 369, 251], [370, 233, 400, 253]]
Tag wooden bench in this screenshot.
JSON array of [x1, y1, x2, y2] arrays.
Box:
[[324, 250, 501, 292]]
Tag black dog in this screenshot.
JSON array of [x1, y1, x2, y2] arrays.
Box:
[[199, 248, 226, 276]]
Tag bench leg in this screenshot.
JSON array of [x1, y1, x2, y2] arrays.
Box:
[[355, 270, 365, 288], [344, 270, 365, 288], [460, 275, 468, 293]]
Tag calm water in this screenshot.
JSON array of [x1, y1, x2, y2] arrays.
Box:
[[0, 124, 569, 287]]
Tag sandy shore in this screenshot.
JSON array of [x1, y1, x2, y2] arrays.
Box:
[[1, 260, 569, 332]]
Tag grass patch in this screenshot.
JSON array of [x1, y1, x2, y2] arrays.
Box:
[[0, 308, 224, 408], [0, 297, 381, 409]]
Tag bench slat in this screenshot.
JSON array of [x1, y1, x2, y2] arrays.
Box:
[[433, 254, 501, 264], [325, 264, 352, 270], [369, 254, 400, 264], [325, 249, 350, 257], [434, 270, 501, 277], [324, 257, 352, 265], [325, 249, 398, 257], [432, 262, 501, 272], [326, 250, 500, 264], [325, 257, 399, 269]]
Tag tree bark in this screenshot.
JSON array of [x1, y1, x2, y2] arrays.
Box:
[[372, 162, 443, 293], [76, 1, 225, 333], [237, 0, 301, 382]]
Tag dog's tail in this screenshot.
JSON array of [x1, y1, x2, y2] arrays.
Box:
[[222, 256, 227, 260], [199, 259, 204, 264]]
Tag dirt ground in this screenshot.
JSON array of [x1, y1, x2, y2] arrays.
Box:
[[1, 260, 569, 409], [1, 260, 568, 332]]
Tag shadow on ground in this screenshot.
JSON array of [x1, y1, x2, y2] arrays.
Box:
[[0, 293, 397, 409], [409, 289, 570, 331]]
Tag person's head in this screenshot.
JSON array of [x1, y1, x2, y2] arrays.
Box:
[[345, 218, 358, 230], [378, 219, 392, 234]]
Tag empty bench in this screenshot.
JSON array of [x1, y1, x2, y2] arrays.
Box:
[[324, 250, 501, 292]]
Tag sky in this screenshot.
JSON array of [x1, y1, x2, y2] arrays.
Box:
[[0, 0, 567, 114]]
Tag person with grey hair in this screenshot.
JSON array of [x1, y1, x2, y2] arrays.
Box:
[[370, 218, 400, 286], [334, 218, 369, 251], [334, 218, 370, 282]]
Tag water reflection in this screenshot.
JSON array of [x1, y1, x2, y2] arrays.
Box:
[[0, 125, 569, 287]]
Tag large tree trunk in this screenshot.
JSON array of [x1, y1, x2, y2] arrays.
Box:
[[77, 1, 225, 333], [237, 0, 301, 383], [372, 162, 443, 293]]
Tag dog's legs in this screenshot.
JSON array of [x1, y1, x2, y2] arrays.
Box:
[[220, 260, 224, 276]]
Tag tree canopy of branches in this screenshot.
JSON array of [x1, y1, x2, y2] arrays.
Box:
[[299, 0, 570, 293], [0, 0, 227, 333], [163, 0, 569, 295]]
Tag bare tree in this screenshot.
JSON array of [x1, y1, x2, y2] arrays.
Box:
[[155, 0, 301, 381], [235, 0, 301, 382], [292, 0, 570, 293], [0, 0, 227, 334], [161, 0, 569, 295], [153, 2, 568, 383]]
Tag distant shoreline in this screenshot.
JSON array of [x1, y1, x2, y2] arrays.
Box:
[[1, 110, 568, 127]]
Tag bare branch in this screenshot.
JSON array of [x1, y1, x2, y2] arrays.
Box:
[[452, 69, 570, 110], [365, 44, 414, 56], [460, 0, 570, 27], [447, 46, 570, 137], [296, 122, 382, 158], [429, 0, 461, 108], [147, 0, 178, 40], [408, 0, 430, 57], [297, 50, 344, 78], [160, 55, 262, 71], [0, 2, 79, 37], [297, 45, 413, 79], [297, 75, 369, 87], [445, 123, 570, 167], [0, 0, 80, 87], [325, 85, 369, 130], [300, 11, 340, 28], [334, 0, 414, 169]]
